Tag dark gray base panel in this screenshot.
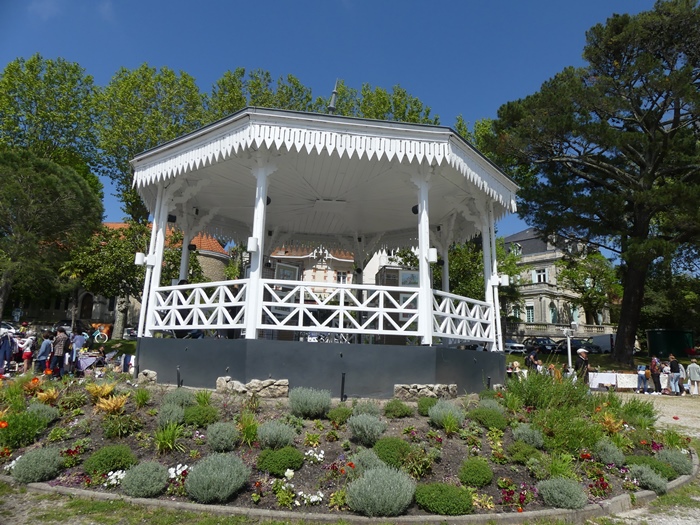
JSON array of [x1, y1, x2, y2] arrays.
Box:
[[135, 338, 505, 399]]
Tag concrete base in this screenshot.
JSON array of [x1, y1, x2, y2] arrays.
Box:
[[135, 338, 506, 398]]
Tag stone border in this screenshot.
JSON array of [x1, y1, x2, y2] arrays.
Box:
[[1, 449, 697, 524]]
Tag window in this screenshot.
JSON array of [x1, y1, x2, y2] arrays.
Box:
[[336, 271, 347, 284], [510, 243, 522, 256], [512, 306, 521, 319], [108, 297, 116, 311], [526, 305, 535, 323], [549, 303, 558, 324], [570, 305, 579, 323], [535, 269, 547, 283]]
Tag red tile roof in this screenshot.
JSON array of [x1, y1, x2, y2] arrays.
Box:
[[104, 223, 227, 255]]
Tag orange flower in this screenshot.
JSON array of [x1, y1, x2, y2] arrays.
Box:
[[0, 421, 7, 429], [640, 440, 648, 445], [594, 406, 602, 413], [517, 507, 523, 512], [45, 369, 52, 375], [340, 468, 346, 475], [31, 377, 40, 384], [347, 462, 355, 469]]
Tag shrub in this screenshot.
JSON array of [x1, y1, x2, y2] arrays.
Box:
[[628, 464, 667, 495], [512, 423, 544, 449], [195, 389, 212, 406], [619, 397, 657, 430], [458, 457, 493, 488], [347, 414, 387, 447], [507, 440, 541, 465], [83, 444, 137, 477], [373, 437, 412, 469], [237, 410, 258, 447], [347, 466, 415, 517], [350, 448, 386, 475], [102, 413, 143, 438], [162, 388, 197, 408], [415, 482, 473, 515], [0, 411, 48, 449], [288, 387, 331, 419], [257, 421, 297, 450], [417, 396, 438, 416], [625, 455, 677, 481], [185, 453, 251, 503], [256, 446, 304, 477], [383, 399, 414, 419], [656, 449, 692, 476], [207, 422, 239, 452], [12, 446, 64, 484], [121, 462, 169, 498], [428, 399, 465, 430], [532, 405, 604, 453], [327, 405, 353, 426], [183, 405, 219, 428], [594, 439, 625, 466], [536, 477, 588, 509], [154, 423, 186, 454], [134, 388, 151, 408], [59, 390, 88, 411], [157, 403, 185, 429], [352, 400, 382, 417], [467, 407, 507, 431], [477, 398, 505, 414], [27, 402, 60, 424]]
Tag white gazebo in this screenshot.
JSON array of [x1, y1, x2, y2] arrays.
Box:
[[131, 108, 517, 396]]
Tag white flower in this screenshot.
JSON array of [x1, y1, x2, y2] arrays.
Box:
[[284, 468, 294, 480]]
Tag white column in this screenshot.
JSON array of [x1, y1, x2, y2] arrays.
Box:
[[416, 176, 432, 345], [178, 217, 192, 282], [481, 217, 494, 306], [441, 247, 450, 292], [144, 188, 170, 336], [138, 185, 163, 338], [245, 156, 275, 339], [488, 203, 503, 353]]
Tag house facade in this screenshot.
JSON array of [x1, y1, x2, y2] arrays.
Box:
[[503, 228, 614, 341]]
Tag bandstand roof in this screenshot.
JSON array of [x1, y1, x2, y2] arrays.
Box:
[[131, 108, 518, 252]]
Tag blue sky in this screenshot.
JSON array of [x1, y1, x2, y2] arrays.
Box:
[[0, 0, 656, 237]]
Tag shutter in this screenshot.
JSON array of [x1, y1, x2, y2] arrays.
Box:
[[531, 270, 536, 283], [544, 268, 549, 283]]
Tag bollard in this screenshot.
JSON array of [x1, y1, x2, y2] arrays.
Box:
[[340, 372, 347, 402]]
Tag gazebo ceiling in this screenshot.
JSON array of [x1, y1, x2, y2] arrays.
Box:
[[131, 108, 518, 248]]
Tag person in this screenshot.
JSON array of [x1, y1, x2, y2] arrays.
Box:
[[650, 355, 662, 394], [525, 346, 540, 370], [69, 331, 86, 373], [35, 332, 53, 374], [19, 335, 36, 374], [18, 321, 28, 337], [574, 347, 592, 384], [668, 354, 681, 396], [50, 327, 69, 378], [636, 364, 649, 394], [686, 358, 700, 395], [679, 361, 687, 395]]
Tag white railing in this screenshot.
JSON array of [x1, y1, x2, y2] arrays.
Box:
[[148, 278, 494, 343]]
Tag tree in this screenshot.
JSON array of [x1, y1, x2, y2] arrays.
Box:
[[0, 147, 103, 317], [98, 64, 206, 222], [489, 0, 700, 363], [556, 251, 622, 325], [358, 84, 439, 124]]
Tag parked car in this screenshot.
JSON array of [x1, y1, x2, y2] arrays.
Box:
[[555, 337, 603, 354], [123, 326, 139, 340], [51, 319, 89, 336], [504, 339, 526, 354], [0, 321, 16, 336], [522, 336, 558, 354]]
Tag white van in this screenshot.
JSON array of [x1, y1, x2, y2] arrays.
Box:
[[591, 334, 615, 353]]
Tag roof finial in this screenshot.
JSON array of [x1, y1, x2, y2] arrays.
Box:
[[327, 79, 338, 114]]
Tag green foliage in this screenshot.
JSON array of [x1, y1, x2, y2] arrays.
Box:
[[531, 404, 604, 453], [347, 414, 387, 447], [625, 455, 677, 481], [428, 399, 465, 430], [536, 477, 588, 509], [506, 371, 590, 411], [417, 396, 438, 416], [256, 420, 296, 450], [162, 388, 197, 408], [594, 439, 625, 466], [47, 426, 70, 443], [134, 388, 151, 409], [373, 437, 412, 469], [327, 405, 353, 426], [547, 452, 578, 480], [414, 482, 473, 515], [12, 446, 64, 484], [352, 400, 381, 417], [121, 462, 169, 498], [288, 387, 331, 419], [206, 422, 239, 453], [628, 464, 668, 495], [0, 411, 47, 448], [194, 390, 212, 407], [656, 449, 693, 477], [157, 403, 185, 429], [403, 443, 441, 480], [101, 413, 141, 439], [467, 407, 507, 431], [458, 457, 493, 488], [256, 446, 304, 477], [185, 453, 251, 503], [154, 423, 186, 454], [26, 402, 60, 424], [507, 440, 541, 465], [346, 466, 416, 517], [512, 423, 545, 449], [236, 410, 257, 447], [183, 405, 219, 428], [83, 444, 137, 477], [477, 398, 505, 413], [349, 448, 386, 475], [383, 399, 414, 419], [58, 390, 88, 411]]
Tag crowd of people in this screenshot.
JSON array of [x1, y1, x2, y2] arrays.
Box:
[[637, 354, 700, 395]]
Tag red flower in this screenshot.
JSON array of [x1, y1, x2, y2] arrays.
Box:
[[347, 462, 355, 469], [517, 507, 523, 512], [640, 440, 648, 445], [0, 421, 7, 429], [673, 416, 679, 420], [340, 468, 346, 475]]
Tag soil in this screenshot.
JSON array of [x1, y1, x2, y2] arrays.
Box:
[[1, 380, 699, 524]]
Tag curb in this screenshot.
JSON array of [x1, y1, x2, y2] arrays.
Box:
[[1, 449, 698, 524]]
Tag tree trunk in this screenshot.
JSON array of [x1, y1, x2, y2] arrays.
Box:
[[613, 261, 649, 365], [0, 270, 14, 321]]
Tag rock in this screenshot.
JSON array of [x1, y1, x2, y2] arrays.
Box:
[[393, 383, 457, 401], [137, 369, 157, 384]]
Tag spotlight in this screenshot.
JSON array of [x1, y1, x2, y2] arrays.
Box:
[[187, 244, 197, 251], [411, 205, 419, 215], [266, 196, 272, 205], [167, 214, 177, 223]]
